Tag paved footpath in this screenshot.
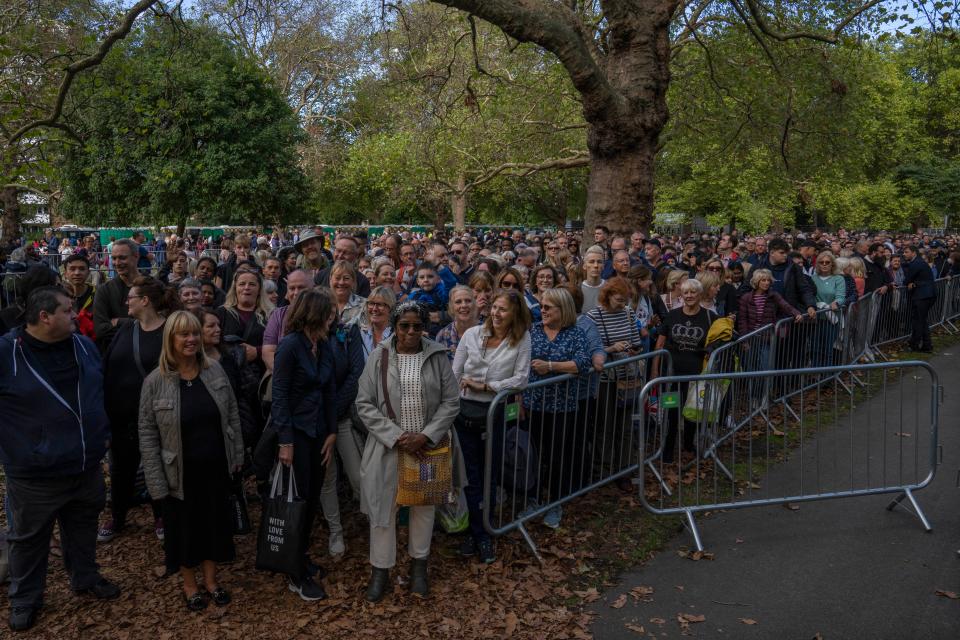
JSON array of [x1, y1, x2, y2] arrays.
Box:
[[591, 350, 960, 640]]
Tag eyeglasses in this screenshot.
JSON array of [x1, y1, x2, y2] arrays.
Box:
[[367, 301, 389, 310], [541, 303, 555, 311], [500, 280, 519, 288], [396, 322, 423, 332], [818, 260, 833, 265], [126, 293, 145, 301], [547, 245, 558, 251]]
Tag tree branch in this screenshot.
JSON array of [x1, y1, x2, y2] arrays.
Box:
[[741, 0, 885, 44], [429, 0, 617, 119], [8, 0, 160, 145], [463, 150, 590, 191]]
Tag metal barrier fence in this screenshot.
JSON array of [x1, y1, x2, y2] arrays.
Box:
[[638, 361, 941, 551], [482, 350, 672, 560]]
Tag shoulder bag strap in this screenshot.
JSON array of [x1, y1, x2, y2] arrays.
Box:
[[380, 349, 397, 421], [132, 322, 148, 378], [596, 307, 612, 345]]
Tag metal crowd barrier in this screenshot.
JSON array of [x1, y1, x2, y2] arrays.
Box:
[[482, 350, 672, 560], [1, 272, 24, 309], [638, 361, 941, 551]]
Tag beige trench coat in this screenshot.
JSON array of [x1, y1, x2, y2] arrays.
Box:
[[356, 337, 465, 527]]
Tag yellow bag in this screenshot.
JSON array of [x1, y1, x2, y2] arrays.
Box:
[[379, 350, 454, 506], [396, 434, 455, 506]]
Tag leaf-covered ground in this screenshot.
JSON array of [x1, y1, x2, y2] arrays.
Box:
[[0, 483, 677, 640]]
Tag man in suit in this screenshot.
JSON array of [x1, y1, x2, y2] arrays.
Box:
[[901, 245, 936, 353]]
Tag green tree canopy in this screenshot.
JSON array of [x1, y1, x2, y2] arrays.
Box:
[[59, 17, 310, 231]]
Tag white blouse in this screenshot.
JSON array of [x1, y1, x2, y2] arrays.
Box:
[[452, 325, 531, 402]]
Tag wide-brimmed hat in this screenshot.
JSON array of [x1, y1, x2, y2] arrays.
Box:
[[295, 228, 323, 249]]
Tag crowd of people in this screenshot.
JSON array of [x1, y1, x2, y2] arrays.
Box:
[[0, 223, 957, 631]]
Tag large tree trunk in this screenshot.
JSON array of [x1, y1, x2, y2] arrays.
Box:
[[584, 140, 657, 235], [1, 186, 20, 244], [430, 0, 676, 237], [583, 2, 673, 236]]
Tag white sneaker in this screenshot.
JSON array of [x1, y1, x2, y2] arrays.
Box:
[[329, 530, 345, 557]]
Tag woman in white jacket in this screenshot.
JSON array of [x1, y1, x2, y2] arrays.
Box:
[[452, 290, 531, 564]]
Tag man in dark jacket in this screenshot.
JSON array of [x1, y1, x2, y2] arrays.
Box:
[[91, 238, 139, 350], [760, 239, 817, 317], [902, 245, 936, 352], [862, 243, 892, 294], [0, 287, 119, 631]]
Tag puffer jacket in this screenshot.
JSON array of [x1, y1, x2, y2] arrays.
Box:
[[138, 361, 244, 500]]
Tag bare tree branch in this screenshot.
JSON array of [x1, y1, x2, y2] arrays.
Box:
[[8, 0, 160, 145]]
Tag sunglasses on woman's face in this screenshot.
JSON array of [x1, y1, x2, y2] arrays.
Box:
[[501, 280, 519, 288], [396, 322, 423, 332]]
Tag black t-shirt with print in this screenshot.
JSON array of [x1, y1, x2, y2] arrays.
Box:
[[662, 307, 716, 376]]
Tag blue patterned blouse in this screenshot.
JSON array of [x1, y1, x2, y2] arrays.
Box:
[[522, 322, 592, 412]]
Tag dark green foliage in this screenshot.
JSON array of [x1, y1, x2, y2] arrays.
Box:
[[59, 19, 310, 229]]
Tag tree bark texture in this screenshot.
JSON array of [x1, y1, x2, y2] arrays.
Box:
[[431, 0, 677, 235], [1, 186, 20, 244], [453, 173, 467, 232]]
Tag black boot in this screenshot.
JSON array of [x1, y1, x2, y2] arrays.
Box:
[[365, 567, 390, 603], [409, 558, 428, 598]]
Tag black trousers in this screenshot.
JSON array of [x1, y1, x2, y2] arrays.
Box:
[[288, 428, 325, 581], [910, 297, 934, 350], [109, 421, 161, 526], [6, 466, 106, 609]]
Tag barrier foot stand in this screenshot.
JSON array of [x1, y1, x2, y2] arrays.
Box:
[[517, 522, 545, 565], [836, 375, 854, 397], [646, 461, 673, 496], [683, 509, 705, 552], [886, 488, 933, 532], [945, 319, 958, 333]]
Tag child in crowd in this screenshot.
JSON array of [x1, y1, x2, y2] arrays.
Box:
[[405, 262, 449, 337]]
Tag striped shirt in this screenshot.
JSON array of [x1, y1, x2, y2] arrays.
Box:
[[586, 307, 640, 350]]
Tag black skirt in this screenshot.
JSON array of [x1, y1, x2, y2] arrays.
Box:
[[163, 377, 235, 572]]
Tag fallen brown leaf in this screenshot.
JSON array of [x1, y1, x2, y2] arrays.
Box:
[[649, 617, 666, 625], [629, 585, 654, 601], [739, 618, 759, 625], [678, 613, 706, 623], [624, 623, 645, 634], [504, 612, 519, 637], [935, 589, 959, 600], [574, 587, 601, 603], [610, 594, 628, 609]]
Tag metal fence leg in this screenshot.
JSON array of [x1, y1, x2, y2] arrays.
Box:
[[886, 487, 933, 532], [684, 509, 705, 552], [516, 522, 545, 565], [646, 460, 673, 496]]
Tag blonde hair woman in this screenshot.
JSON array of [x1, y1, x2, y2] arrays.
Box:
[[138, 311, 243, 611], [660, 269, 689, 311]]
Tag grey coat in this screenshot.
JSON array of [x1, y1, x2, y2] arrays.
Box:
[[138, 361, 244, 501], [356, 337, 465, 527]]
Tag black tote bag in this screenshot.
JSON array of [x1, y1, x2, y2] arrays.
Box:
[[255, 465, 306, 575]]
